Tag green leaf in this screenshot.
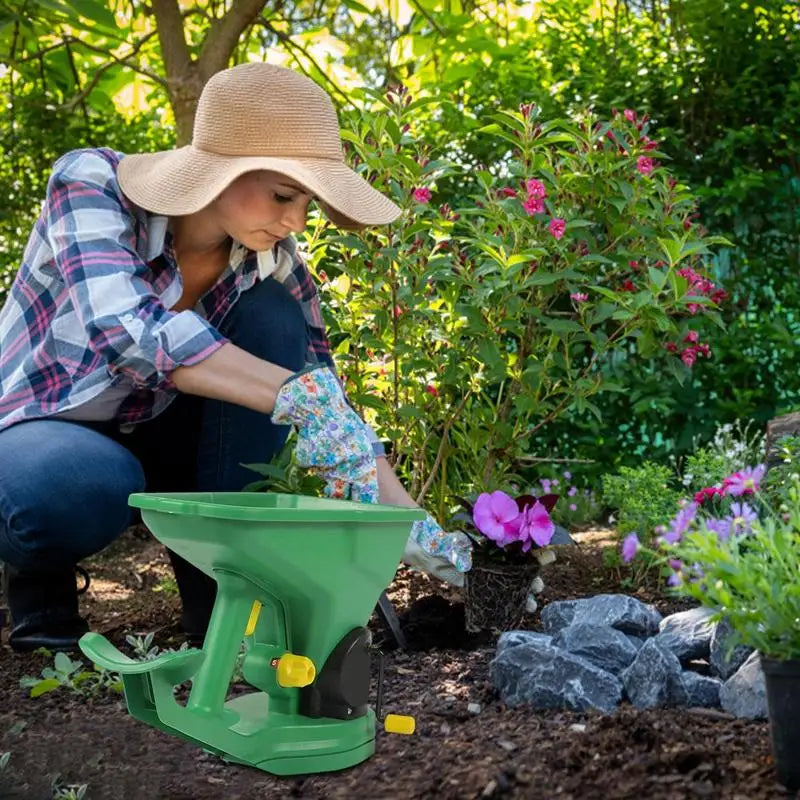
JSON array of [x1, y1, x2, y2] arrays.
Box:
[[540, 317, 583, 334], [30, 678, 61, 698], [657, 237, 684, 266], [341, 0, 371, 12], [239, 463, 286, 480]]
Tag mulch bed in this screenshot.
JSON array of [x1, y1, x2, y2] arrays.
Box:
[[0, 527, 796, 800]]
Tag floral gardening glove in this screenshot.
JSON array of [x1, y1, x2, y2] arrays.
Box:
[[272, 365, 379, 503], [403, 513, 472, 587]]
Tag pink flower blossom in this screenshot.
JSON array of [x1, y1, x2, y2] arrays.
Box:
[[683, 330, 699, 344], [425, 384, 439, 398], [525, 179, 547, 198], [548, 217, 566, 240], [642, 136, 659, 151], [498, 187, 518, 198], [516, 501, 555, 550], [570, 292, 588, 303], [724, 465, 766, 496], [636, 156, 654, 176], [523, 195, 545, 215], [624, 109, 637, 122], [473, 491, 519, 543], [412, 187, 432, 204], [681, 348, 697, 367]]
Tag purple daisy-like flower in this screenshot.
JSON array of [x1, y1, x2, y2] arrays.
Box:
[[727, 501, 757, 535], [724, 464, 766, 496], [621, 533, 639, 563], [705, 517, 732, 542], [662, 502, 698, 544], [473, 491, 520, 543]]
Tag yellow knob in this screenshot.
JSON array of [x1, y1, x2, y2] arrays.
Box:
[[276, 654, 316, 687], [384, 714, 415, 735]]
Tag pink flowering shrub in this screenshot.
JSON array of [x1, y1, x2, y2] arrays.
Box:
[[305, 88, 730, 520]]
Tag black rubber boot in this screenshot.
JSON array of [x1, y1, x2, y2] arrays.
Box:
[[8, 565, 90, 653], [167, 550, 217, 647]]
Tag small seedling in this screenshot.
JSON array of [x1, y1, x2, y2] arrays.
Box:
[[20, 652, 122, 697], [152, 576, 179, 595], [50, 774, 88, 800]]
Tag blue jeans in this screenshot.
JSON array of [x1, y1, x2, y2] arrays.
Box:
[[0, 277, 307, 577]]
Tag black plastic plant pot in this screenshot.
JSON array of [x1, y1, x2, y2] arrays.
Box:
[[761, 654, 800, 791]]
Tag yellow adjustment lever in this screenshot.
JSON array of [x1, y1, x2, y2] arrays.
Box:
[[384, 714, 415, 735], [276, 653, 316, 687], [244, 600, 262, 636]]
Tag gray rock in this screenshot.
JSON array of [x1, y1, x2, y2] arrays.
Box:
[[551, 623, 639, 675], [496, 630, 552, 657], [541, 594, 662, 637], [682, 671, 722, 708], [719, 651, 767, 719], [490, 641, 622, 714], [656, 607, 716, 662], [620, 638, 689, 709], [626, 635, 646, 651], [710, 617, 754, 679]]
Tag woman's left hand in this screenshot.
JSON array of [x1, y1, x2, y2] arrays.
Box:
[[402, 513, 472, 586]]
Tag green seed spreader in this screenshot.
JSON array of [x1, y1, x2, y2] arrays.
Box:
[[79, 492, 423, 775]]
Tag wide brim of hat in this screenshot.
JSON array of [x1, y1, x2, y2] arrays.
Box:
[[116, 146, 401, 229]]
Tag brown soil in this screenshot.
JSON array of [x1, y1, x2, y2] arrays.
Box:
[[0, 528, 795, 800]]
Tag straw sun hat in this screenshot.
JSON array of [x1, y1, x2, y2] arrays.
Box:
[[117, 62, 401, 228]]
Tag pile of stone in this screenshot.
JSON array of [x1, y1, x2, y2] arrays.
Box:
[[490, 593, 767, 718]]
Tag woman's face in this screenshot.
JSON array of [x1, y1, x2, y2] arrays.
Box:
[[211, 170, 314, 251]]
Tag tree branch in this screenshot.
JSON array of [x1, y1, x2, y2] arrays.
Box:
[[199, 0, 269, 77], [150, 0, 192, 79]]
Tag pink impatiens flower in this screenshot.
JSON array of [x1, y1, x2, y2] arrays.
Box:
[[523, 195, 545, 215], [412, 187, 432, 204], [570, 292, 589, 303], [472, 491, 520, 544], [548, 217, 566, 240], [516, 501, 555, 551], [636, 156, 654, 176]]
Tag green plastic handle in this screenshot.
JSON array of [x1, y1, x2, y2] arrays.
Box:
[[79, 632, 205, 678]]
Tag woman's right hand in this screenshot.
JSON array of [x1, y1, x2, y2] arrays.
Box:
[[271, 365, 379, 503]]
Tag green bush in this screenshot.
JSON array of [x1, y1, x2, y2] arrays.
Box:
[[602, 462, 681, 538]]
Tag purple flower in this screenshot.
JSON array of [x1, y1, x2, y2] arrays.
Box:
[[667, 571, 683, 587], [724, 465, 766, 496], [473, 491, 520, 543], [621, 533, 639, 563], [540, 478, 552, 493], [517, 501, 555, 550], [705, 517, 731, 542], [568, 486, 578, 497], [726, 501, 757, 535], [569, 503, 577, 512], [563, 471, 572, 480], [663, 502, 698, 543]]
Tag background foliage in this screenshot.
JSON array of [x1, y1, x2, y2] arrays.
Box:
[[1, 0, 797, 490]]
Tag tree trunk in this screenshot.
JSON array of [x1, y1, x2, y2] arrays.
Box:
[[151, 0, 270, 146]]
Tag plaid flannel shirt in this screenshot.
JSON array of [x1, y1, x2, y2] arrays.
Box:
[[0, 148, 378, 449]]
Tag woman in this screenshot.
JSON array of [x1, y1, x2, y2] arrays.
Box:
[[0, 62, 471, 653]]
